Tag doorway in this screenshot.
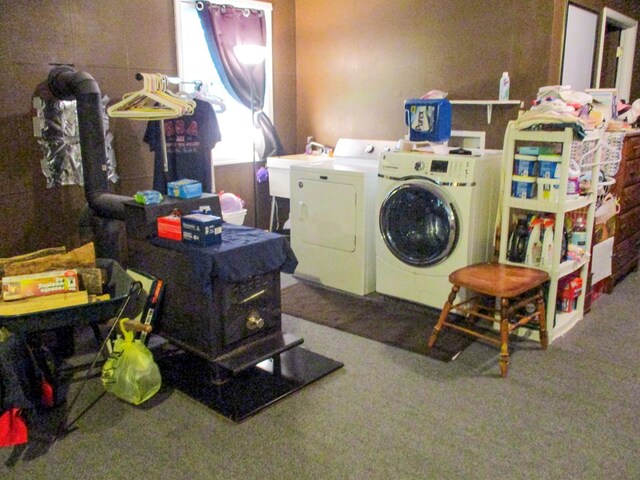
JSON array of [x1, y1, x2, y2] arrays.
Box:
[[596, 8, 637, 102]]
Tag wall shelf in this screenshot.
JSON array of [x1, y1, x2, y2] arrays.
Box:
[[449, 100, 522, 124]]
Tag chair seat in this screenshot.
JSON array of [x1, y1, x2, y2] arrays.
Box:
[[429, 262, 549, 378], [449, 262, 549, 298]]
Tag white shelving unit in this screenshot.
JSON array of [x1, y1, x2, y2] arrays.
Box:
[[498, 123, 602, 342], [450, 100, 521, 124]]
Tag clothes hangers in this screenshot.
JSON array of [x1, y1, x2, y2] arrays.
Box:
[[107, 73, 196, 120], [193, 81, 226, 113]]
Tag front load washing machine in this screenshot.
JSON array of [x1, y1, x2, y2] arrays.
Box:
[[289, 139, 396, 295], [375, 149, 502, 308]]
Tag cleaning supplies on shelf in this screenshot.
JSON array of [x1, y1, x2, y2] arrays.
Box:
[[525, 217, 543, 266], [507, 217, 529, 263], [540, 218, 555, 268], [562, 221, 570, 262], [571, 216, 587, 249], [567, 160, 581, 197], [557, 276, 583, 313]]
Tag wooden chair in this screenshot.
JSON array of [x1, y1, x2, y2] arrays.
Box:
[[428, 262, 549, 377]]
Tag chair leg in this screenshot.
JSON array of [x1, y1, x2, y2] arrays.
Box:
[[499, 297, 510, 378], [536, 290, 548, 349], [428, 285, 459, 348]]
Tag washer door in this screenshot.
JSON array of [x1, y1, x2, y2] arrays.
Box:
[[379, 181, 459, 267]]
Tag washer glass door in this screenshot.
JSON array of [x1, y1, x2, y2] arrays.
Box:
[[379, 181, 459, 266]]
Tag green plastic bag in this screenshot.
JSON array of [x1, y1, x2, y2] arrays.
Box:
[[101, 319, 161, 405]]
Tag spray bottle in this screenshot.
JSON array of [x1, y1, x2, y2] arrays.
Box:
[[540, 218, 555, 268], [525, 217, 543, 266]]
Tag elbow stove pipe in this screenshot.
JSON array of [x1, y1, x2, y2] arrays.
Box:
[[42, 66, 128, 220]]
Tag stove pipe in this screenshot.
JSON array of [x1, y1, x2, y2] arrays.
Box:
[[41, 66, 128, 220]]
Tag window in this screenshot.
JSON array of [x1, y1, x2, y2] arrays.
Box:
[[174, 0, 274, 166]]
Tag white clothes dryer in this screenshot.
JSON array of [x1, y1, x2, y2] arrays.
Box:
[[375, 149, 502, 308], [289, 139, 396, 295]]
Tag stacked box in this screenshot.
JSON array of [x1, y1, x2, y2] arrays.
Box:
[[157, 215, 182, 241], [167, 179, 202, 199], [181, 213, 222, 247], [2, 269, 79, 301]]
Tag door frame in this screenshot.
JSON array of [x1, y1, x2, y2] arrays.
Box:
[[595, 8, 637, 102]]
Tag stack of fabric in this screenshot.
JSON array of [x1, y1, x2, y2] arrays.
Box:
[[516, 85, 592, 139]]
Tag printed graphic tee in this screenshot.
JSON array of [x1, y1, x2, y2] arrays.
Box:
[[144, 98, 221, 193]]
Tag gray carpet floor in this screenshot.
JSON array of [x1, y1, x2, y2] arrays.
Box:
[[2, 271, 639, 480]]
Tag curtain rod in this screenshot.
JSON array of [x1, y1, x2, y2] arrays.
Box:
[[179, 0, 272, 12], [134, 73, 202, 87]]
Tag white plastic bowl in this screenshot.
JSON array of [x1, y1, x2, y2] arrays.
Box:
[[222, 209, 247, 225]]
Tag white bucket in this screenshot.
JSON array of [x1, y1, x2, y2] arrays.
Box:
[[222, 209, 247, 225]]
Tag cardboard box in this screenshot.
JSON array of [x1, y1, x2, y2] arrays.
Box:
[[181, 213, 222, 247], [2, 269, 79, 301], [157, 214, 182, 241], [167, 179, 202, 199]]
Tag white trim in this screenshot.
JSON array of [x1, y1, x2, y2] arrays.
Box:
[[596, 7, 637, 101]]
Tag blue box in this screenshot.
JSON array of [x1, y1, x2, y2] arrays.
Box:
[[167, 179, 202, 199], [404, 99, 452, 142], [181, 213, 222, 247]]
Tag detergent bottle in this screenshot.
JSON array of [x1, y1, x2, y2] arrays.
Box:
[[525, 217, 543, 266], [540, 218, 555, 267], [567, 160, 581, 196]]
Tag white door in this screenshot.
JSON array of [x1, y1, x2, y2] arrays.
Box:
[[294, 179, 357, 252]]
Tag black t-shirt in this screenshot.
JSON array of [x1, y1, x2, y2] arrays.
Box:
[[144, 98, 221, 193]]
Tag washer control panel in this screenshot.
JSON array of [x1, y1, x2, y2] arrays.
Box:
[[381, 151, 476, 182]]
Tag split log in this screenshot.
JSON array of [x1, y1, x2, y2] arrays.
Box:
[[0, 246, 66, 277], [77, 267, 106, 296], [4, 243, 96, 277]]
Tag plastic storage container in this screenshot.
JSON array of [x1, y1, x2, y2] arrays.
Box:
[[511, 175, 537, 198], [513, 154, 538, 176], [538, 154, 562, 179], [222, 209, 247, 225]]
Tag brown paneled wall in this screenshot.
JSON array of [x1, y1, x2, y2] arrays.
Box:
[[0, 0, 638, 257], [295, 0, 640, 150], [0, 0, 295, 256]]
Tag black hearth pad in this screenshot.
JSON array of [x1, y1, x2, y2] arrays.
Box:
[[157, 347, 343, 422]]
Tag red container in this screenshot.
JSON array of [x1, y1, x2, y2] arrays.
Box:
[[157, 215, 182, 241]]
